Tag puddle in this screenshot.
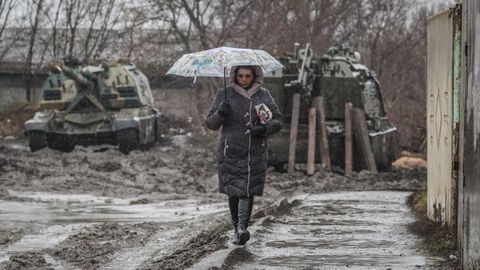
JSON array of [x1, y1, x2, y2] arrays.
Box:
[[0, 191, 227, 265], [3, 142, 29, 152], [191, 191, 444, 270], [7, 190, 130, 204], [1, 191, 225, 225]]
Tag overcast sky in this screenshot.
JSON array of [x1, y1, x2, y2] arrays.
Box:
[[427, 0, 457, 8]]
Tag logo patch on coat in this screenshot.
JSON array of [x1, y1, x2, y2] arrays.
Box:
[[255, 103, 272, 125]]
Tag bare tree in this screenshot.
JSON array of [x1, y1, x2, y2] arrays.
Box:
[[0, 0, 19, 61], [63, 0, 90, 57], [149, 0, 255, 53], [85, 0, 127, 58], [0, 0, 16, 41], [25, 0, 44, 102]]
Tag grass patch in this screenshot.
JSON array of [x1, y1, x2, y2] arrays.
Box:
[[407, 191, 427, 215], [407, 191, 460, 268]]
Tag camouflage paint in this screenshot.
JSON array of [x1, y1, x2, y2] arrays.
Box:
[[25, 60, 162, 149], [264, 46, 396, 170]]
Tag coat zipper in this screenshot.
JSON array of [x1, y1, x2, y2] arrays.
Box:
[[223, 138, 228, 157], [247, 100, 252, 197]]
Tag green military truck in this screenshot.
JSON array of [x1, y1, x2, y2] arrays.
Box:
[[24, 59, 163, 154], [264, 44, 397, 171]]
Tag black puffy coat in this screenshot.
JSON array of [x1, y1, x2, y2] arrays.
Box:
[[205, 66, 283, 197]]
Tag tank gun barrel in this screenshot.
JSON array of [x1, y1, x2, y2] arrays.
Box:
[[298, 43, 312, 86], [62, 66, 92, 89], [47, 59, 92, 89]]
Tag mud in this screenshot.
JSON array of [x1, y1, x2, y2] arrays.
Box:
[[0, 136, 429, 270], [140, 217, 230, 270], [0, 136, 425, 201], [0, 189, 228, 267], [0, 135, 218, 199], [265, 167, 426, 198], [0, 229, 23, 248], [191, 192, 443, 270], [0, 252, 53, 270], [50, 222, 158, 270]]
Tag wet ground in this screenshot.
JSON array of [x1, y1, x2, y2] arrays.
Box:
[[191, 191, 444, 270], [0, 136, 434, 269], [0, 190, 227, 270]]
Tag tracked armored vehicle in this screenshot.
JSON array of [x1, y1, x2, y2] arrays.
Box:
[[264, 44, 397, 171], [25, 59, 163, 154]]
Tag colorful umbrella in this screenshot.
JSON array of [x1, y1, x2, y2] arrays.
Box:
[[166, 47, 284, 101]]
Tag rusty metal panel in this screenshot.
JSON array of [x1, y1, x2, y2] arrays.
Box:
[[452, 5, 462, 233], [427, 10, 455, 224], [462, 0, 480, 268], [458, 0, 467, 252]]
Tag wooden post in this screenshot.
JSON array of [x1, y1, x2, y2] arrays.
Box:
[[288, 93, 301, 173], [351, 108, 377, 173], [307, 107, 317, 175], [344, 103, 353, 176], [314, 96, 331, 171]]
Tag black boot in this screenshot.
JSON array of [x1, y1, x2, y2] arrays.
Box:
[[228, 196, 240, 244], [237, 196, 254, 245]]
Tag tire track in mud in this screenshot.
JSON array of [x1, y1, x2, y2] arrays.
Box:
[[0, 224, 88, 263], [100, 227, 185, 270], [140, 197, 296, 270], [0, 194, 229, 270], [139, 216, 231, 270], [49, 222, 161, 270], [102, 213, 229, 270]]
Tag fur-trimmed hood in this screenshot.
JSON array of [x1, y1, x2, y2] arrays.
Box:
[[228, 65, 264, 99]]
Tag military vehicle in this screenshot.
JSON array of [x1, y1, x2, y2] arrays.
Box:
[[24, 58, 163, 154], [264, 44, 397, 171]]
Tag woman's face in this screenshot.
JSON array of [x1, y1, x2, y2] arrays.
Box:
[[236, 68, 254, 89]]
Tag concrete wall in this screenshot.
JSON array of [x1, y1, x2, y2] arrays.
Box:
[[0, 74, 45, 111], [426, 10, 456, 225], [151, 77, 221, 129], [0, 86, 27, 109], [153, 87, 198, 126], [461, 0, 480, 268]]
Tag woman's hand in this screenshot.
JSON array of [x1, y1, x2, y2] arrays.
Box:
[[218, 102, 231, 118], [250, 124, 267, 137]]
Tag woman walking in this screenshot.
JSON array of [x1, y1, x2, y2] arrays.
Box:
[[205, 65, 283, 245]]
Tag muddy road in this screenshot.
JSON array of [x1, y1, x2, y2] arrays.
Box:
[[0, 135, 429, 269], [191, 191, 444, 270]]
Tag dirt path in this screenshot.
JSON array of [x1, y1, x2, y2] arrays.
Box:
[[190, 191, 444, 270]]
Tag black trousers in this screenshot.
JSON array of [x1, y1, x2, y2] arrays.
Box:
[[228, 195, 254, 231]]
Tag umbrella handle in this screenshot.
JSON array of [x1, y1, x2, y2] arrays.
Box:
[[224, 67, 227, 103]]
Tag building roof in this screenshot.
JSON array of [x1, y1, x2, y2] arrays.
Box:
[[0, 62, 48, 75]]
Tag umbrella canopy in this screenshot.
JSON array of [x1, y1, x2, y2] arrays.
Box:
[[166, 46, 283, 78]]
